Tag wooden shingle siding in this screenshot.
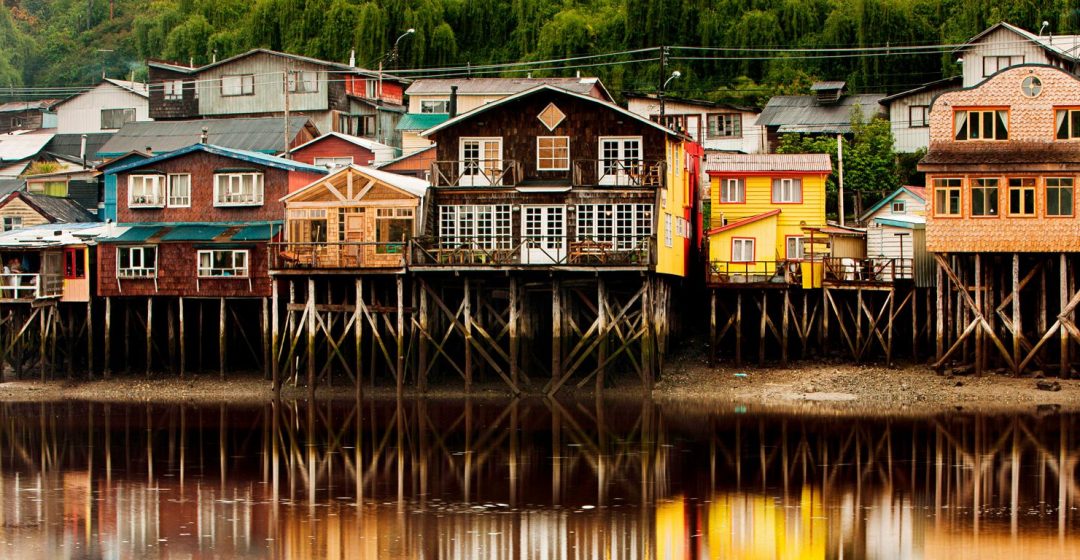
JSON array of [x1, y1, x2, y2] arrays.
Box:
[[290, 135, 376, 168], [148, 66, 199, 120], [96, 241, 271, 298]]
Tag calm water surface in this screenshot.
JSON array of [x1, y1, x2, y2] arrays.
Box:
[[0, 398, 1077, 559]]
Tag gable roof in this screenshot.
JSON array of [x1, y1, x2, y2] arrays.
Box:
[[406, 77, 612, 100], [859, 185, 928, 221], [50, 79, 149, 110], [397, 113, 450, 131], [0, 132, 54, 163], [420, 84, 680, 138], [879, 76, 963, 105], [0, 191, 98, 223], [374, 145, 435, 169], [288, 132, 396, 158], [284, 164, 428, 202], [756, 94, 887, 134], [96, 117, 318, 158], [0, 99, 61, 113], [195, 48, 405, 82], [104, 143, 329, 175], [707, 209, 781, 235], [705, 153, 832, 174], [955, 22, 1080, 62], [623, 92, 757, 113], [146, 59, 198, 74]]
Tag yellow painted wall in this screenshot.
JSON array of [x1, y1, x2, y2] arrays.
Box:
[[709, 173, 827, 261], [707, 213, 778, 275], [401, 131, 433, 153], [654, 138, 690, 278]]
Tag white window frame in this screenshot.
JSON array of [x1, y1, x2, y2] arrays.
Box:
[[221, 74, 254, 96], [128, 174, 165, 208], [117, 246, 157, 278], [167, 173, 191, 208], [163, 80, 184, 101], [597, 136, 643, 186], [439, 205, 512, 249], [313, 156, 354, 169], [983, 55, 1023, 77], [536, 136, 570, 171], [365, 79, 379, 98], [772, 178, 802, 203], [421, 99, 450, 114], [2, 216, 22, 231], [720, 178, 744, 203], [213, 172, 264, 206], [459, 137, 503, 185], [891, 200, 906, 214], [197, 249, 249, 278], [708, 113, 743, 138], [664, 214, 673, 248], [785, 236, 805, 260], [731, 238, 755, 263]]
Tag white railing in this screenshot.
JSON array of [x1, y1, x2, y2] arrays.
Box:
[[0, 273, 63, 300]]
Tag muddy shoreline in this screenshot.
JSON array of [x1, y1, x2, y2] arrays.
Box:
[[3, 354, 1079, 417]]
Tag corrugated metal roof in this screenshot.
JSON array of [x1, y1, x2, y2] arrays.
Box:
[[0, 222, 114, 248], [105, 143, 329, 175], [104, 79, 149, 98], [232, 223, 281, 241], [756, 94, 887, 132], [44, 133, 113, 161], [0, 132, 54, 162], [9, 192, 98, 223], [397, 113, 450, 131], [810, 81, 846, 91], [406, 77, 603, 96], [160, 224, 228, 241], [879, 76, 962, 104], [704, 153, 832, 173], [97, 117, 317, 157], [106, 225, 162, 243], [0, 99, 60, 113]]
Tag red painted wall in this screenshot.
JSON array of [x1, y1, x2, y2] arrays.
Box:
[[96, 241, 272, 297], [290, 135, 377, 169], [345, 75, 405, 105]]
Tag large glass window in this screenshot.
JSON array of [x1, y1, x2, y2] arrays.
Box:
[[421, 100, 450, 113], [1046, 177, 1074, 216], [214, 173, 264, 206], [933, 178, 962, 216], [375, 208, 414, 254], [439, 205, 512, 249], [117, 246, 157, 278], [537, 136, 570, 171], [1008, 178, 1036, 216], [1055, 109, 1080, 140], [954, 109, 1008, 141], [287, 209, 327, 242], [129, 175, 165, 207], [197, 250, 248, 277], [970, 178, 998, 216]]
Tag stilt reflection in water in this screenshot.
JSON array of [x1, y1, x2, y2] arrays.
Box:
[[0, 399, 1077, 558]]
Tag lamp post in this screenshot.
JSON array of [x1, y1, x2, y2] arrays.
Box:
[[659, 70, 681, 121]]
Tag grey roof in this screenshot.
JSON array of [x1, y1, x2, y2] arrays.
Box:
[[879, 76, 963, 104], [0, 99, 60, 113], [406, 77, 608, 98], [196, 49, 405, 82], [14, 192, 98, 223], [704, 153, 832, 173], [44, 133, 113, 161], [956, 22, 1080, 61], [756, 94, 887, 134], [97, 117, 318, 157], [810, 81, 846, 91], [0, 178, 23, 196]]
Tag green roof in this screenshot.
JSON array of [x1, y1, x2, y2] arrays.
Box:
[[161, 225, 229, 242], [396, 113, 450, 131], [233, 223, 281, 241], [108, 226, 162, 243]]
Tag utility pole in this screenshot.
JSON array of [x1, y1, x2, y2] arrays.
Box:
[[659, 46, 668, 120], [283, 60, 291, 158], [837, 133, 845, 226]]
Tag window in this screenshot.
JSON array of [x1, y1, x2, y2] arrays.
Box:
[[664, 214, 673, 248], [197, 250, 248, 277], [117, 246, 157, 278], [100, 108, 136, 130], [287, 208, 327, 242], [1046, 177, 1074, 216], [772, 178, 802, 203], [720, 178, 744, 203], [128, 174, 165, 207], [190, 80, 199, 99], [64, 248, 85, 279], [934, 178, 962, 216], [163, 80, 183, 101], [909, 105, 929, 128], [375, 208, 414, 253], [214, 172, 264, 206], [1055, 109, 1080, 140], [313, 157, 355, 169], [365, 79, 379, 98], [2, 216, 22, 231], [954, 109, 1008, 141], [337, 114, 377, 137], [167, 174, 190, 207], [971, 178, 999, 216], [1022, 76, 1042, 97], [421, 100, 450, 114], [891, 201, 906, 214], [708, 113, 742, 138], [786, 236, 805, 260], [287, 71, 319, 93], [576, 204, 652, 250], [537, 136, 570, 171], [27, 180, 68, 197], [1008, 178, 1036, 216], [221, 74, 254, 96], [731, 238, 754, 262], [983, 55, 1023, 77], [439, 205, 512, 249]]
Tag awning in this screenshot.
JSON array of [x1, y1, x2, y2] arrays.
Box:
[[161, 224, 229, 242], [107, 225, 162, 243], [232, 223, 281, 241]]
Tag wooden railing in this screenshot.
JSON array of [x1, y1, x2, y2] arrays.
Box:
[[572, 159, 666, 187], [823, 257, 913, 284], [0, 273, 63, 301], [706, 260, 802, 286], [430, 159, 522, 187], [269, 242, 407, 270], [410, 236, 654, 267]]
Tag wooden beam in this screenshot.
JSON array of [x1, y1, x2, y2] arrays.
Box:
[[104, 297, 111, 379], [552, 279, 563, 384], [179, 297, 186, 379], [306, 279, 316, 390], [597, 277, 608, 392], [354, 277, 363, 399], [396, 276, 405, 396], [219, 297, 227, 380], [509, 277, 520, 389]]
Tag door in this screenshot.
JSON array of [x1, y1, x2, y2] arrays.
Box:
[[460, 138, 503, 186], [598, 137, 642, 186], [522, 205, 566, 264]]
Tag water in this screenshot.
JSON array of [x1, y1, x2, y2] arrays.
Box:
[[0, 399, 1077, 559]]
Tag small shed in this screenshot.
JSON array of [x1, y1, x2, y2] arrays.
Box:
[[0, 222, 111, 302], [867, 215, 932, 286], [278, 165, 429, 270], [0, 191, 98, 232]]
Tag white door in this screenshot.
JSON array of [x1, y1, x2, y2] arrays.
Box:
[[459, 138, 502, 186], [598, 137, 642, 186], [522, 205, 566, 264]]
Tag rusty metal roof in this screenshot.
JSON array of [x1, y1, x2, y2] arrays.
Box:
[[704, 153, 832, 173]]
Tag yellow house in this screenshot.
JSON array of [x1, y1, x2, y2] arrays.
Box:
[[654, 136, 697, 277], [705, 153, 830, 284]]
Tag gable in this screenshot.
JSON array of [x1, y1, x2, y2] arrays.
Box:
[[286, 167, 422, 204], [0, 197, 50, 226]]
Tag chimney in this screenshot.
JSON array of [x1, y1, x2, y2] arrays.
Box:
[[79, 134, 87, 167], [146, 146, 152, 154], [449, 85, 458, 118], [349, 49, 356, 68], [200, 126, 208, 144], [189, 56, 194, 68]]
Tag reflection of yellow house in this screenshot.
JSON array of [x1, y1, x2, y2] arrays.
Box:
[[706, 154, 830, 284], [705, 487, 826, 560]]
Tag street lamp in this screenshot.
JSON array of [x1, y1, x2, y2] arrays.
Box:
[[659, 70, 681, 121]]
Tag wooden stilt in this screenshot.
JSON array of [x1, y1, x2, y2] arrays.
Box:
[[464, 277, 474, 391], [1038, 261, 1048, 367], [709, 290, 717, 366], [198, 300, 204, 372], [1012, 253, 1021, 375], [104, 297, 111, 379], [354, 277, 363, 400], [145, 298, 153, 377], [597, 276, 608, 392], [822, 287, 830, 358], [781, 289, 790, 367], [552, 279, 563, 384], [735, 291, 743, 367], [262, 297, 270, 380], [887, 287, 895, 366], [975, 254, 983, 376], [417, 278, 428, 393], [306, 279, 315, 390], [39, 305, 47, 382], [270, 281, 278, 391], [167, 299, 176, 376], [641, 277, 653, 392], [219, 297, 227, 380], [1061, 254, 1070, 378], [123, 302, 131, 375], [912, 287, 919, 361], [936, 262, 945, 369], [509, 277, 520, 389], [396, 275, 405, 396], [179, 297, 186, 379], [758, 291, 767, 366]]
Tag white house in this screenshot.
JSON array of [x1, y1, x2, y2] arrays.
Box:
[[860, 186, 931, 285], [624, 93, 764, 154], [54, 79, 150, 135], [879, 76, 961, 153], [954, 22, 1080, 88]]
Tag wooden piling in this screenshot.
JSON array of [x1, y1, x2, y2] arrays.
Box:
[[597, 276, 608, 392], [552, 279, 563, 384], [641, 277, 653, 392], [354, 278, 363, 399], [781, 289, 790, 367], [262, 297, 270, 380], [104, 297, 111, 379], [509, 277, 520, 388], [709, 290, 717, 365], [306, 278, 315, 391], [167, 299, 176, 375], [758, 291, 767, 367], [1012, 253, 1021, 375], [936, 262, 944, 369], [975, 254, 983, 376], [464, 277, 474, 391], [179, 297, 186, 379], [1061, 253, 1070, 378], [396, 275, 405, 396], [86, 298, 93, 379], [219, 297, 227, 379], [145, 298, 153, 377], [735, 292, 743, 366]]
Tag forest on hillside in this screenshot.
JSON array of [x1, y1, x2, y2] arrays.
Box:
[[2, 0, 1080, 105]]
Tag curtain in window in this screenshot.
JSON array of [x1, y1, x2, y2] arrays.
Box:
[[954, 111, 968, 140]]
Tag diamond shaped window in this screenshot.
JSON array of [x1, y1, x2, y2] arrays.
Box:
[[537, 103, 566, 131]]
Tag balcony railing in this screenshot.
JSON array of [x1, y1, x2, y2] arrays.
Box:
[[572, 159, 666, 187], [0, 273, 63, 301], [410, 236, 654, 267], [823, 257, 913, 284], [706, 260, 803, 286], [431, 160, 523, 187], [269, 242, 407, 270]]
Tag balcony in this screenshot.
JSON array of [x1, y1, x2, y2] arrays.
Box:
[[410, 236, 655, 268], [823, 257, 913, 285], [431, 160, 523, 187], [572, 159, 666, 187], [269, 242, 406, 271], [706, 260, 803, 287], [0, 272, 63, 301]]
